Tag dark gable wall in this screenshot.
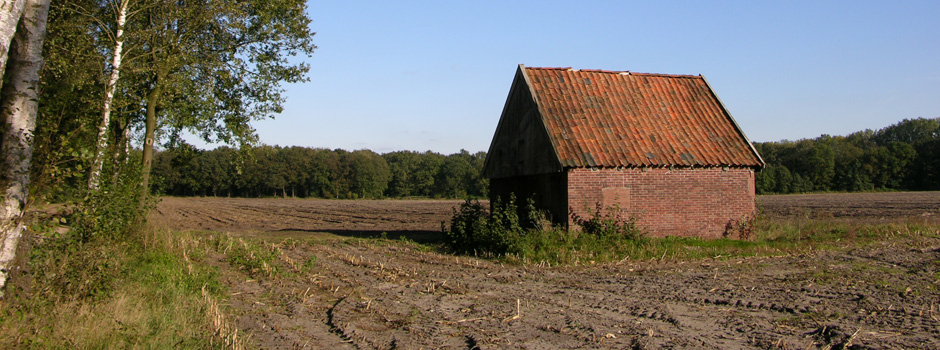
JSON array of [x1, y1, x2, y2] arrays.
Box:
[[483, 67, 561, 179], [485, 67, 567, 224], [490, 172, 568, 225]]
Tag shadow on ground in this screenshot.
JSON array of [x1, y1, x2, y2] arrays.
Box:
[[269, 228, 448, 245]]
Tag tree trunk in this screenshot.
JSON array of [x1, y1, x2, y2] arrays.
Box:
[[0, 0, 26, 91], [140, 72, 163, 196], [88, 0, 130, 190], [0, 0, 50, 297]]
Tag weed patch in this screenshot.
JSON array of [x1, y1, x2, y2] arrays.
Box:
[[210, 235, 281, 278], [0, 224, 236, 348], [444, 198, 647, 264], [444, 197, 940, 266]]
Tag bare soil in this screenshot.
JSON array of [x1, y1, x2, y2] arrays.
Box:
[[151, 193, 940, 349], [758, 192, 940, 224]]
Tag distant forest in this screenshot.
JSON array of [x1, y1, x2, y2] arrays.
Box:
[[152, 147, 488, 199], [753, 117, 939, 194], [152, 117, 940, 198]]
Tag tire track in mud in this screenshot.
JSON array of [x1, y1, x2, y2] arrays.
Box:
[[291, 243, 752, 348], [209, 236, 940, 349], [321, 242, 940, 349], [154, 196, 940, 349]]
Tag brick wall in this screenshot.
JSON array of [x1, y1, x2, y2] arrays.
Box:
[[567, 167, 756, 238]]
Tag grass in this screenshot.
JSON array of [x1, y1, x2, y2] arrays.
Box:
[[209, 234, 282, 279], [0, 224, 242, 349], [503, 216, 940, 266]]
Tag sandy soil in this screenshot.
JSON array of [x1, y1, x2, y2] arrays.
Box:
[[151, 193, 940, 349]]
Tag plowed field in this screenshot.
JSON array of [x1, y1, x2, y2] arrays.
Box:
[[152, 193, 940, 349]]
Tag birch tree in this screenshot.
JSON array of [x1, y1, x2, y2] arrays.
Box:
[[0, 0, 26, 88], [0, 0, 50, 297], [87, 0, 131, 190]]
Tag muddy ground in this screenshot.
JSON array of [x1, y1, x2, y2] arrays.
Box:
[[152, 193, 940, 349]]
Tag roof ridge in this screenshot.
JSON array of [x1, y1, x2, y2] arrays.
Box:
[[525, 66, 701, 78], [579, 69, 628, 74], [630, 72, 701, 79], [526, 66, 572, 71]]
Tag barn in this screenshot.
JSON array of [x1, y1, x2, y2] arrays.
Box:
[[483, 65, 765, 238]]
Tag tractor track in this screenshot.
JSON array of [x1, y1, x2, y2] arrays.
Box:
[[153, 194, 940, 349]]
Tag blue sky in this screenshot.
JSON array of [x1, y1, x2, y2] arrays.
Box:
[[201, 0, 940, 154]]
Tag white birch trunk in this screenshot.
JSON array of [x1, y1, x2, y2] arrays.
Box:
[[88, 0, 130, 190], [0, 0, 50, 297], [0, 0, 27, 91]]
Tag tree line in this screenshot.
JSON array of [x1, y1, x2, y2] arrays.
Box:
[[151, 146, 489, 199], [754, 117, 940, 194], [150, 117, 940, 200]]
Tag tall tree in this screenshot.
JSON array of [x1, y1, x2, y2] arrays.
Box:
[[88, 0, 133, 190], [0, 0, 50, 296], [0, 0, 26, 87], [135, 0, 315, 194], [347, 150, 390, 199]]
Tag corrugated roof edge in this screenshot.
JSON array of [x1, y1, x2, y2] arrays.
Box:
[[563, 164, 757, 170], [699, 75, 766, 169]]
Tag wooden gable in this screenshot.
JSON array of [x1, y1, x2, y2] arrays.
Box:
[[483, 65, 563, 179]]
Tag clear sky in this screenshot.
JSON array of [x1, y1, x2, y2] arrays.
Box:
[[197, 0, 940, 154]]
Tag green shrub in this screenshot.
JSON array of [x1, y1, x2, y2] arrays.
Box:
[[70, 163, 151, 242], [23, 161, 151, 302], [569, 203, 642, 240], [2, 161, 227, 347], [445, 197, 646, 262], [445, 197, 526, 255]]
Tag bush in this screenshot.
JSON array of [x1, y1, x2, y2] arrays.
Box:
[[445, 198, 645, 262], [71, 163, 151, 242], [2, 161, 227, 347], [22, 161, 150, 302], [569, 203, 642, 240], [445, 196, 527, 256]]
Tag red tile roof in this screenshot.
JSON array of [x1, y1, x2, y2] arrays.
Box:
[[522, 66, 764, 168]]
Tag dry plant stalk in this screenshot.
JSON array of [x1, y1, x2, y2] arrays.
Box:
[[503, 299, 522, 323], [844, 327, 861, 348], [202, 285, 245, 350]]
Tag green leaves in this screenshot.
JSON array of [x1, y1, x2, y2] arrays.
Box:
[[137, 0, 316, 147], [754, 117, 940, 193]]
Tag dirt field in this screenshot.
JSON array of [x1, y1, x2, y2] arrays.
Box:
[[759, 192, 940, 224], [152, 193, 940, 349]]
